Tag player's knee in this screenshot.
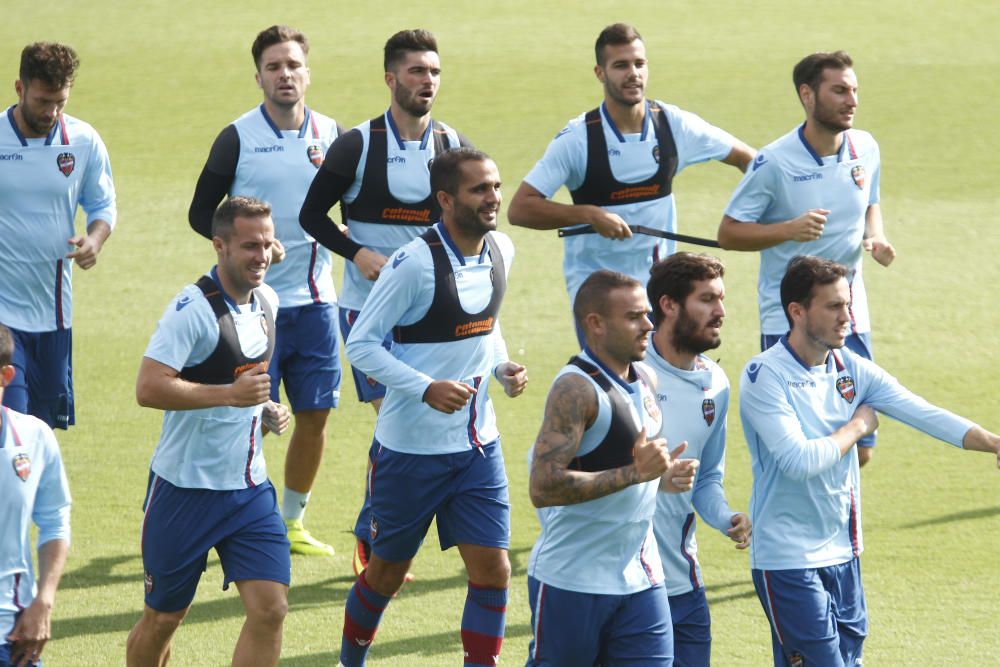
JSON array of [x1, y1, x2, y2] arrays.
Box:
[[478, 554, 512, 588], [136, 607, 187, 642], [247, 595, 288, 630]]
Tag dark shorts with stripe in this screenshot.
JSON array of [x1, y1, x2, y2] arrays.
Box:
[[1, 327, 73, 430]]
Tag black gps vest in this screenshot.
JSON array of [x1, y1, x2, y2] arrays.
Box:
[[178, 275, 276, 385], [569, 103, 678, 207], [392, 228, 506, 344], [569, 356, 652, 473], [345, 115, 453, 226]]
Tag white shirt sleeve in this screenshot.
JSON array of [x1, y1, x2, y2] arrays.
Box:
[[692, 385, 736, 533], [33, 428, 72, 547], [667, 105, 737, 172], [724, 153, 778, 223], [80, 131, 117, 229], [144, 287, 219, 371], [522, 124, 587, 196]]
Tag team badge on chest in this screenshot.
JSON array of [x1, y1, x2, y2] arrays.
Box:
[[57, 152, 75, 177], [12, 453, 30, 481], [851, 164, 865, 190], [702, 398, 716, 426], [306, 144, 323, 168], [643, 393, 661, 421], [836, 376, 856, 403]]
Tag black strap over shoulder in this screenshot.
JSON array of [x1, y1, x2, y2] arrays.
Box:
[[568, 355, 645, 473]]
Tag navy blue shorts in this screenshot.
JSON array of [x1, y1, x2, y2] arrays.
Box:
[[526, 576, 673, 666], [360, 440, 510, 562], [752, 558, 867, 667], [339, 307, 388, 403], [761, 332, 875, 447], [269, 302, 341, 412], [1, 327, 73, 430], [140, 473, 291, 613], [669, 587, 711, 667]]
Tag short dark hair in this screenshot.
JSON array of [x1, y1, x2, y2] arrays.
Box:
[[0, 323, 13, 368], [573, 270, 642, 329], [430, 147, 491, 198], [251, 25, 308, 70], [647, 253, 725, 327], [19, 42, 80, 89], [595, 23, 642, 67], [384, 29, 438, 72], [780, 255, 849, 326], [793, 50, 853, 96], [212, 196, 272, 240]]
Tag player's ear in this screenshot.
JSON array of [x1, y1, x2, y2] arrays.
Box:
[[593, 64, 605, 84], [436, 189, 452, 214], [0, 364, 15, 387], [255, 71, 262, 89]]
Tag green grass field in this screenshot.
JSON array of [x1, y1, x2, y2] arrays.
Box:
[[5, 1, 1000, 664]]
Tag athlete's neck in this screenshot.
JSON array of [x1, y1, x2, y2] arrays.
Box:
[[263, 99, 306, 131], [604, 97, 646, 134], [12, 105, 50, 139], [787, 329, 830, 367], [586, 344, 631, 381], [801, 119, 844, 158], [651, 328, 696, 371], [388, 105, 431, 141], [441, 220, 485, 257]]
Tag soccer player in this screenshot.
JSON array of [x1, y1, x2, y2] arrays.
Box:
[[188, 25, 344, 557], [126, 197, 292, 667], [337, 148, 526, 667], [526, 269, 699, 666], [299, 28, 472, 574], [0, 42, 117, 430], [507, 22, 753, 312], [0, 323, 71, 667], [719, 50, 896, 466], [740, 255, 1000, 667], [644, 254, 750, 666]]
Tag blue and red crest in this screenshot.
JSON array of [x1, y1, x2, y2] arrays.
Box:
[[836, 376, 856, 404], [306, 144, 323, 168], [702, 398, 716, 426], [12, 453, 30, 481], [57, 152, 75, 177], [851, 165, 865, 190]]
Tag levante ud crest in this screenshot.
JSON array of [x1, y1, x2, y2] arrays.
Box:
[[307, 144, 323, 168], [702, 398, 716, 426], [12, 453, 30, 481], [57, 152, 75, 177], [836, 376, 856, 404], [851, 165, 865, 189]]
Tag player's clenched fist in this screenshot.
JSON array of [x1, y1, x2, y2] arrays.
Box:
[[584, 206, 633, 241], [423, 380, 477, 414], [659, 441, 700, 493], [632, 428, 671, 483], [785, 208, 829, 242], [229, 363, 271, 407], [262, 401, 291, 435]]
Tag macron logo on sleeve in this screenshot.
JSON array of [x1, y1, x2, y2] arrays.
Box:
[[392, 251, 408, 269], [751, 153, 768, 171], [746, 362, 762, 383], [176, 296, 192, 311]]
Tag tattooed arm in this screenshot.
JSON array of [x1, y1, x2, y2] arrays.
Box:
[[529, 373, 671, 508]]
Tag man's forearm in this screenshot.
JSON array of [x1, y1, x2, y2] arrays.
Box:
[[35, 538, 69, 605]]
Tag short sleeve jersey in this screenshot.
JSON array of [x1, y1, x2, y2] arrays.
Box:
[[524, 101, 735, 302], [0, 108, 116, 332], [725, 126, 881, 335], [0, 407, 71, 638], [143, 273, 278, 490]]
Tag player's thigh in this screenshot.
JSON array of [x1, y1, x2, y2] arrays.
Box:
[[752, 568, 844, 667], [602, 584, 673, 666], [525, 576, 606, 667], [437, 441, 510, 551], [817, 558, 867, 663], [669, 588, 712, 667], [215, 482, 292, 590], [367, 443, 450, 562], [338, 307, 388, 403], [274, 303, 342, 411], [140, 474, 221, 613]]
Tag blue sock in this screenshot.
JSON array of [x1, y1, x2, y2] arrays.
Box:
[[461, 582, 508, 666], [340, 571, 391, 666]]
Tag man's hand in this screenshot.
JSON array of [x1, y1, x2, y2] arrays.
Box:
[[783, 208, 829, 242], [633, 428, 671, 483], [354, 247, 389, 280], [262, 400, 290, 435], [582, 206, 633, 240], [269, 238, 286, 265], [7, 596, 52, 667], [495, 361, 528, 398], [659, 441, 700, 492], [229, 363, 271, 407], [423, 380, 476, 414], [726, 512, 752, 550], [863, 235, 896, 267], [852, 404, 880, 441], [66, 234, 104, 269]]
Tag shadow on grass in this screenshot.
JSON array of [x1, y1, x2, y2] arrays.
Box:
[[281, 622, 532, 665], [705, 579, 758, 606], [901, 505, 1000, 529], [60, 554, 141, 590]]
